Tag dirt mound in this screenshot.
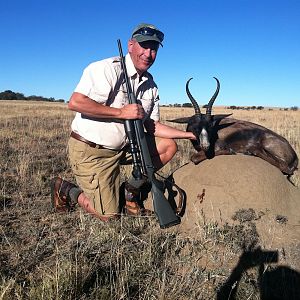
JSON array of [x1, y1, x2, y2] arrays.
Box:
[[173, 155, 299, 225], [169, 155, 300, 257]]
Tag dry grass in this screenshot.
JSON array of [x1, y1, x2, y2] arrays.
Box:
[[0, 100, 299, 299]]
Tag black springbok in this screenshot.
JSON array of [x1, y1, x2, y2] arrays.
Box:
[[168, 77, 298, 175]]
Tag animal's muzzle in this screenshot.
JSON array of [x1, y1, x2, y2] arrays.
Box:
[[199, 128, 210, 151]]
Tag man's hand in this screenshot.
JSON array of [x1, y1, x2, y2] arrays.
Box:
[[119, 104, 145, 120]]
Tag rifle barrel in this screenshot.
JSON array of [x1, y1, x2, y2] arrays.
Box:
[[117, 39, 180, 228]]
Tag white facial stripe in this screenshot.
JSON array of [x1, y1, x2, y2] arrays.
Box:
[[200, 128, 210, 149]]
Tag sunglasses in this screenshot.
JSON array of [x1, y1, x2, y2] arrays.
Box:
[[132, 27, 164, 42]]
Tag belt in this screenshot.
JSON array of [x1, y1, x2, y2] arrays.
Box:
[[70, 131, 104, 149]]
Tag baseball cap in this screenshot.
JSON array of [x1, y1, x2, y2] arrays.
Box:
[[131, 23, 164, 47]]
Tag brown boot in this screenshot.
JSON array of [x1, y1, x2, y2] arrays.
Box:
[[124, 182, 140, 202], [123, 182, 153, 216], [51, 177, 79, 212], [124, 202, 154, 216]]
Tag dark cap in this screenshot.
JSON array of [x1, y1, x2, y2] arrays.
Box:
[[131, 23, 164, 47]]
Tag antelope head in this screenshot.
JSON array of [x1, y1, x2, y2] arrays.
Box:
[[168, 77, 231, 151]]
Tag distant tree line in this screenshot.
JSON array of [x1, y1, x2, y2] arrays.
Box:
[[227, 105, 265, 110], [0, 90, 65, 102], [161, 103, 298, 111], [227, 105, 298, 111], [280, 106, 298, 111], [161, 103, 196, 108]]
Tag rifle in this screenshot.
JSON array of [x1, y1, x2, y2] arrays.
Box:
[[117, 39, 181, 229]]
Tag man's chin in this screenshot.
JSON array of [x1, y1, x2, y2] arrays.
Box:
[[137, 66, 151, 74], [142, 61, 152, 69]]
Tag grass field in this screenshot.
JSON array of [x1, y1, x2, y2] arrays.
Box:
[[0, 100, 299, 299]]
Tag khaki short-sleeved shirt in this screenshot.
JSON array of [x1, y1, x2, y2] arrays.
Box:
[[71, 54, 160, 150]]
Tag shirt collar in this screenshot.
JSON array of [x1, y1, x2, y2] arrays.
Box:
[[125, 53, 150, 82], [125, 54, 136, 78]]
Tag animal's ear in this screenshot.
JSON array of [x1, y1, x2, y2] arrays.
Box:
[[166, 117, 190, 124], [213, 114, 232, 122], [212, 114, 232, 126]]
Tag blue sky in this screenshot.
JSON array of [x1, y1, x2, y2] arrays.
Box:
[[1, 0, 299, 107]]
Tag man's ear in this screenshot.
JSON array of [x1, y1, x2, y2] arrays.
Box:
[[128, 39, 134, 53]]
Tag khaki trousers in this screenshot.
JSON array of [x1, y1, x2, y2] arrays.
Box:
[[68, 137, 131, 215]]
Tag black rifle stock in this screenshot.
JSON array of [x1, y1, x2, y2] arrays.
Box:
[[117, 39, 180, 228]]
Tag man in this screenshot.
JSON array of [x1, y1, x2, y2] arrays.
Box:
[[51, 23, 195, 222]]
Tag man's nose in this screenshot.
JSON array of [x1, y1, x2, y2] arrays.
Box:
[[144, 48, 152, 56]]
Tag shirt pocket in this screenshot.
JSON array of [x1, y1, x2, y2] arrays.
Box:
[[112, 88, 128, 108], [140, 97, 154, 116]]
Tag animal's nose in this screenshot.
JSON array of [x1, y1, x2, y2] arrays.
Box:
[[201, 144, 210, 151]]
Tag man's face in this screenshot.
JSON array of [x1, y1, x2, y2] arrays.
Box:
[[128, 39, 159, 75]]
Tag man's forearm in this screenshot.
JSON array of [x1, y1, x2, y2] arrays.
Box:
[[68, 92, 121, 118], [68, 92, 144, 120], [147, 120, 195, 140]]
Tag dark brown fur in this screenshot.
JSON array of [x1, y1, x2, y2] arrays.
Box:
[[191, 117, 298, 175], [169, 78, 298, 175]]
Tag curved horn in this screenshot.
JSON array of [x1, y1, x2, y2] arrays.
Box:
[[186, 78, 201, 115], [206, 77, 220, 116]]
